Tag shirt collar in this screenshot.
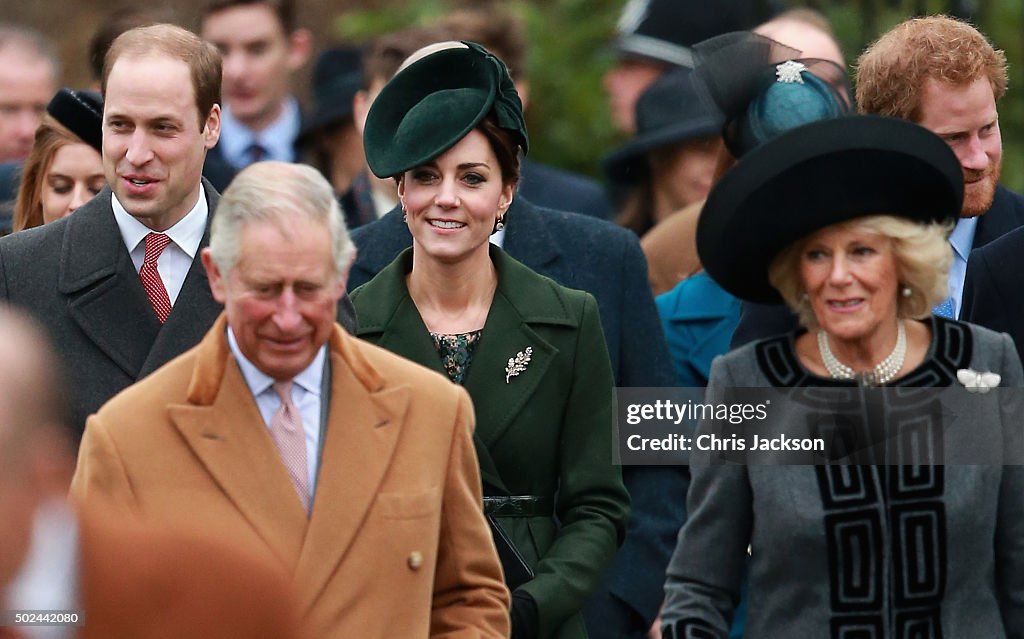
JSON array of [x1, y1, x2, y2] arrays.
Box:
[[111, 184, 208, 257], [220, 96, 301, 165], [949, 216, 978, 262], [226, 325, 326, 397]]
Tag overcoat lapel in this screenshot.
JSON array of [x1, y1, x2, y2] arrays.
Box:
[[59, 192, 161, 378], [167, 338, 309, 571], [462, 290, 555, 449], [293, 333, 408, 610]]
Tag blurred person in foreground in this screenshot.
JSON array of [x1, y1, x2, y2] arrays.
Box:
[[661, 115, 1024, 638], [734, 15, 1024, 345], [13, 89, 105, 231], [352, 41, 629, 639], [71, 160, 509, 639], [0, 305, 300, 639]]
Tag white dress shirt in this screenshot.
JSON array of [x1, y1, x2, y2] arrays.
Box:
[[227, 327, 325, 494], [112, 186, 208, 305]]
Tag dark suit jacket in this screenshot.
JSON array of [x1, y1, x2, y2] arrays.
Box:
[[352, 246, 628, 639], [733, 184, 1024, 348], [961, 186, 1024, 364], [349, 196, 685, 630], [519, 159, 613, 221], [0, 180, 356, 436]]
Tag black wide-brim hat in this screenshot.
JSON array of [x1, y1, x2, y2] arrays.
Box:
[[363, 41, 528, 178], [602, 67, 723, 184], [697, 115, 963, 304], [297, 46, 363, 146], [47, 88, 103, 153]]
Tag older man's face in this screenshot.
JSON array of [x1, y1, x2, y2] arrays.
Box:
[[917, 77, 1002, 218], [0, 48, 56, 162], [203, 217, 344, 381]]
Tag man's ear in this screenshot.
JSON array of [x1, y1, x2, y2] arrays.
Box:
[[203, 104, 222, 150], [287, 28, 313, 71], [201, 248, 227, 304]]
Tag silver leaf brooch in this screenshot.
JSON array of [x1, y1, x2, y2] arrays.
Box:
[[505, 347, 533, 384], [775, 60, 806, 84], [956, 368, 1001, 394]]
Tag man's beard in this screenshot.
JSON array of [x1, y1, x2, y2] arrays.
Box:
[[962, 159, 1001, 217]]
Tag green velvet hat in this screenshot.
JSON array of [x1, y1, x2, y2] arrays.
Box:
[[363, 41, 529, 178]]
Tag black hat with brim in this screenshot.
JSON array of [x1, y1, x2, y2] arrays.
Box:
[[697, 115, 963, 305], [363, 41, 528, 178], [47, 88, 103, 153], [602, 67, 723, 184], [297, 46, 364, 146]]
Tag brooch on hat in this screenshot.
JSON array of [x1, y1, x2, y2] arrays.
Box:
[[775, 60, 807, 84], [505, 347, 533, 384], [956, 368, 1001, 393]]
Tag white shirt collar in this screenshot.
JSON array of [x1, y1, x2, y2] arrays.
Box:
[[111, 184, 208, 258], [220, 97, 301, 166], [226, 325, 326, 398]]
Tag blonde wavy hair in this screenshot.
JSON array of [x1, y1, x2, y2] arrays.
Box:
[[856, 15, 1007, 121], [768, 215, 952, 330]]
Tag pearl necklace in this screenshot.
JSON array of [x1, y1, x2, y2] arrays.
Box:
[[817, 320, 906, 385]]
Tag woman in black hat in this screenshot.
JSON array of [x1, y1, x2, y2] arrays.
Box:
[[604, 66, 723, 238], [660, 115, 1024, 638], [13, 88, 105, 231], [350, 41, 629, 639]]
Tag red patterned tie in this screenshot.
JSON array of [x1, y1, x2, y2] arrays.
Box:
[[140, 232, 172, 323], [270, 381, 310, 511]]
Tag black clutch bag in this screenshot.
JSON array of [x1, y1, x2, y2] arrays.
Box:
[[486, 514, 534, 590]]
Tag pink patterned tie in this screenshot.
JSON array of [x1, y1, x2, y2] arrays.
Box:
[[140, 232, 172, 323], [270, 381, 310, 511]]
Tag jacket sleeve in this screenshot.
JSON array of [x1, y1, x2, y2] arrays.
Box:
[[661, 357, 750, 638], [431, 386, 511, 638], [519, 293, 631, 636], [69, 414, 140, 519]]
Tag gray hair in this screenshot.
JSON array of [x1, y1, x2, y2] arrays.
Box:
[[0, 24, 60, 80], [209, 162, 354, 276]]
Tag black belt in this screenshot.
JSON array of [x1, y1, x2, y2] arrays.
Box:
[[482, 495, 554, 517]]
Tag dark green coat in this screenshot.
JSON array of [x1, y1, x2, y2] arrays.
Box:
[[351, 246, 629, 639]]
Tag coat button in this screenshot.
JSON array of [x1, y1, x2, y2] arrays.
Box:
[[408, 551, 423, 570]]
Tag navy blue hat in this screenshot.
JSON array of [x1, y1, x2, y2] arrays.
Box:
[[602, 67, 723, 183], [697, 116, 963, 304], [298, 46, 364, 145], [614, 0, 765, 67], [47, 88, 103, 153], [363, 41, 527, 179]]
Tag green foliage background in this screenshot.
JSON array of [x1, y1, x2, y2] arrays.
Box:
[[331, 0, 1024, 192]]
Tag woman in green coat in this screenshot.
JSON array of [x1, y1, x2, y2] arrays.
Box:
[[350, 41, 629, 639]]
